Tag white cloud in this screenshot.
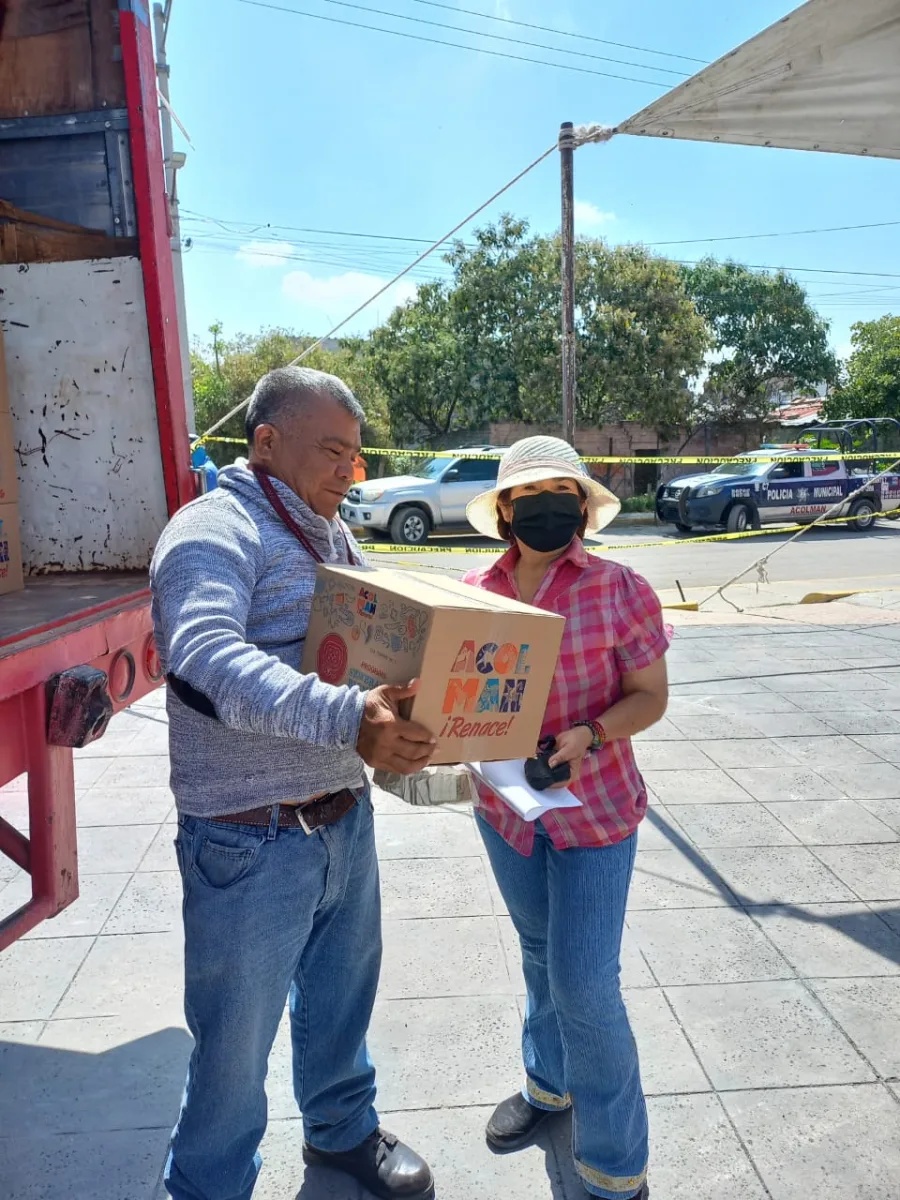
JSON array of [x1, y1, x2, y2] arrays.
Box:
[[574, 200, 616, 230], [281, 270, 418, 326], [236, 240, 297, 268]]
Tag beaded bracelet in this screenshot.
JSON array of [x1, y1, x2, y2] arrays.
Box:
[[574, 718, 607, 751]]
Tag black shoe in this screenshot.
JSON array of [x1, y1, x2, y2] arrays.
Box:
[[303, 1128, 435, 1200], [485, 1091, 568, 1151]]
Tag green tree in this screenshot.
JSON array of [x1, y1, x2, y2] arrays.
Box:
[[824, 315, 900, 422], [682, 259, 838, 426]]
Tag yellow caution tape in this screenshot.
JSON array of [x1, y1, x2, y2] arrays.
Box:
[[199, 436, 899, 467], [357, 510, 896, 556]]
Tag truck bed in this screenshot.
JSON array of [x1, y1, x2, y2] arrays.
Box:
[[0, 572, 148, 655]]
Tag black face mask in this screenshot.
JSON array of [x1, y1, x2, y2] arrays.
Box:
[[510, 491, 583, 553]]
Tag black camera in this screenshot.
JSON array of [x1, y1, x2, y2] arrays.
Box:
[[524, 736, 571, 792]]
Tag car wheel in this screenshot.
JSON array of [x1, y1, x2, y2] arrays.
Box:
[[390, 506, 430, 546], [849, 497, 877, 531], [726, 504, 750, 534], [675, 522, 693, 534]]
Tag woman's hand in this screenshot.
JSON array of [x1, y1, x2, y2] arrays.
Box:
[[546, 725, 595, 788]]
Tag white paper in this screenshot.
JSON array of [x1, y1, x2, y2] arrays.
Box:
[[468, 760, 583, 822]]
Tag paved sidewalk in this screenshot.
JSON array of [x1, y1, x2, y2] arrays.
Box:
[[2, 608, 900, 1199]]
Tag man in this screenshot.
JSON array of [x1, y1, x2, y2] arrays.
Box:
[[150, 367, 437, 1200]]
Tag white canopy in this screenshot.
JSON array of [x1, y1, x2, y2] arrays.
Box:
[[617, 0, 900, 160]]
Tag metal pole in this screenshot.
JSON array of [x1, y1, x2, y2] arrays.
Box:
[[153, 3, 195, 432], [559, 121, 576, 447]]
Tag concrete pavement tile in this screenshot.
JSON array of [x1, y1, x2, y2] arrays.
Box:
[[0, 938, 92, 1021], [379, 858, 493, 919], [74, 725, 140, 758], [0, 1022, 44, 1042], [0, 1017, 191, 1136], [72, 756, 117, 789], [624, 989, 710, 1096], [665, 804, 799, 849], [810, 977, 900, 1078], [746, 713, 834, 737], [762, 799, 899, 845], [633, 742, 716, 771], [55, 930, 184, 1025], [751, 903, 900, 977], [669, 679, 769, 696], [860, 798, 900, 834], [627, 908, 790, 986], [701, 847, 857, 905], [818, 762, 900, 800], [3, 873, 130, 940], [696, 739, 804, 770], [138, 822, 179, 872], [665, 715, 760, 740], [380, 917, 516, 999], [853, 734, 900, 762], [637, 806, 688, 852], [641, 770, 752, 806], [377, 1105, 565, 1200], [868, 902, 900, 936], [867, 689, 900, 712], [103, 872, 182, 935], [0, 1127, 170, 1200], [88, 754, 173, 788], [643, 1094, 768, 1200], [763, 670, 890, 693], [788, 691, 875, 713], [665, 980, 873, 1090], [722, 1084, 900, 1200], [820, 712, 900, 736], [253, 1120, 364, 1199], [76, 786, 174, 827], [374, 811, 482, 860], [813, 845, 900, 901], [728, 767, 845, 802], [668, 693, 801, 715], [75, 822, 160, 875], [627, 850, 736, 910], [772, 734, 883, 768], [367, 996, 522, 1109], [633, 717, 683, 741]]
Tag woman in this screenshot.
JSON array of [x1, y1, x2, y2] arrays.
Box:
[[463, 436, 669, 1200]]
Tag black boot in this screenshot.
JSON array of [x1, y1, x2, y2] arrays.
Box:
[[486, 1091, 568, 1151], [303, 1128, 434, 1199]]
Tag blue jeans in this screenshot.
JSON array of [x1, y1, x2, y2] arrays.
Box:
[[165, 792, 381, 1200], [477, 814, 647, 1199]]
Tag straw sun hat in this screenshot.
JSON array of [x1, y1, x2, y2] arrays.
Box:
[[466, 436, 621, 541]]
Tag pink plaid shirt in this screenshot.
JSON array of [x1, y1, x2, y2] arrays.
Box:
[[463, 540, 670, 855]]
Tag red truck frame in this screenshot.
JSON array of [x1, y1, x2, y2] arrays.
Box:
[[0, 3, 193, 950]]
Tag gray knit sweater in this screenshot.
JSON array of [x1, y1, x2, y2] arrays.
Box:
[[149, 462, 368, 816]]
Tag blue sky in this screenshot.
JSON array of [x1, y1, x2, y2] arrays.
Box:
[[167, 0, 900, 361]]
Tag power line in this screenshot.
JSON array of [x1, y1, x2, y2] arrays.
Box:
[[236, 0, 672, 87], [406, 0, 708, 64], [648, 218, 900, 247], [277, 0, 690, 76]]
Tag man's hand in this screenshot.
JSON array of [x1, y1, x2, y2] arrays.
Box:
[[357, 680, 437, 774], [547, 725, 594, 788]]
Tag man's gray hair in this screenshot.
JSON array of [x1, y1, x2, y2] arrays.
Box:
[[245, 366, 364, 442]]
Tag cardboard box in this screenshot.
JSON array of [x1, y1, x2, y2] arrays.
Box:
[[0, 407, 17, 504], [0, 502, 24, 596], [301, 563, 565, 765]]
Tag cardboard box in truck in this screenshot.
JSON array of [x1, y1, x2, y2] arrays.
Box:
[[301, 563, 564, 765], [0, 502, 23, 596]]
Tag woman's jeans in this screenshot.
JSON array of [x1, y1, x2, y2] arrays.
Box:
[[477, 813, 648, 1199], [164, 793, 381, 1200]]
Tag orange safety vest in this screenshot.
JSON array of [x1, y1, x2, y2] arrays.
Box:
[[353, 456, 367, 483]]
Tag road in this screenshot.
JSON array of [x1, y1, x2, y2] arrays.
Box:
[[359, 518, 900, 598]]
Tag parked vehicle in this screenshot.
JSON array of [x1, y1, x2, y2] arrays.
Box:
[[340, 447, 503, 544], [0, 11, 192, 949], [656, 421, 900, 535]]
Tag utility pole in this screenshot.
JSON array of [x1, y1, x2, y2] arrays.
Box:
[[153, 1, 195, 432], [559, 121, 577, 447]]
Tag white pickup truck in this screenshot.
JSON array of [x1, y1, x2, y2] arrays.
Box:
[[340, 447, 502, 545]]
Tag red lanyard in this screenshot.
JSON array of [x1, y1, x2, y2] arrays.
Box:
[[251, 465, 354, 565]]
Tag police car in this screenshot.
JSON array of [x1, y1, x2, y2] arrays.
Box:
[[656, 445, 900, 535]]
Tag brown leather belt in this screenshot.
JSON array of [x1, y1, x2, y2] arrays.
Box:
[[214, 789, 357, 833]]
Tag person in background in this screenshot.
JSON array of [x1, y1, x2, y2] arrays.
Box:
[[152, 368, 436, 1200], [462, 435, 670, 1200], [189, 438, 218, 492], [353, 453, 368, 483]]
